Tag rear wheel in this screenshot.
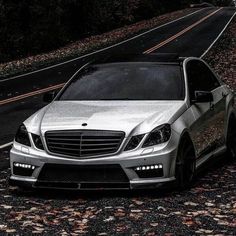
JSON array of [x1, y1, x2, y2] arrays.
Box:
[[226, 116, 236, 160], [175, 139, 196, 190]]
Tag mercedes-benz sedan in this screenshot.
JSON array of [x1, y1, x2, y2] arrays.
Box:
[[9, 54, 236, 190]]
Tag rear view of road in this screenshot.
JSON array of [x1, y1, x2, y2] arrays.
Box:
[[0, 7, 235, 146]]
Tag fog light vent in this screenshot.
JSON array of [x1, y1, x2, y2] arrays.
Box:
[[134, 164, 163, 178], [13, 162, 36, 177]]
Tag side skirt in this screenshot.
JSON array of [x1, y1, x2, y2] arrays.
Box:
[[196, 145, 227, 169]]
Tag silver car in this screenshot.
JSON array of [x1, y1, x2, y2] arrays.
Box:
[[9, 54, 236, 190]]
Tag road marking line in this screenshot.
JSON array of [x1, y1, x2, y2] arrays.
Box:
[[0, 142, 13, 149], [0, 7, 231, 108], [0, 83, 65, 106], [143, 8, 222, 54], [0, 8, 205, 83], [201, 11, 236, 58], [0, 8, 235, 150]]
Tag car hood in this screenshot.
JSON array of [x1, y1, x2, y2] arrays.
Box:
[[27, 101, 187, 137]]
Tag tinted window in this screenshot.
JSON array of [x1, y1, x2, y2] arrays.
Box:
[[187, 60, 220, 99], [58, 63, 185, 101]]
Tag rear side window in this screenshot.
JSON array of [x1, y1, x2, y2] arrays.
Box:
[[186, 60, 220, 99], [58, 63, 185, 101]]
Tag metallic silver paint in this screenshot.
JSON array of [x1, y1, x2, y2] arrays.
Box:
[[10, 57, 235, 189]]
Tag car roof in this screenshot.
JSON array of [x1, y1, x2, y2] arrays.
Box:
[[92, 53, 185, 66]]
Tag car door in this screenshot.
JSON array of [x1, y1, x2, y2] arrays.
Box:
[[186, 60, 226, 157], [202, 62, 227, 151]]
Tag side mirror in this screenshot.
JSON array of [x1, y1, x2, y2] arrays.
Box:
[[193, 91, 213, 103], [43, 91, 57, 103]]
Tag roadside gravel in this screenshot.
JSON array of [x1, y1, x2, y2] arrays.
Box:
[[0, 8, 197, 79], [204, 17, 236, 89], [0, 149, 235, 235], [0, 148, 9, 171]]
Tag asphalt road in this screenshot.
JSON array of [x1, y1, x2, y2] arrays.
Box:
[[0, 7, 235, 146]]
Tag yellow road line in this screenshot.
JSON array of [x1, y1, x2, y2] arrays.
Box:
[[0, 83, 65, 106], [0, 8, 223, 106], [143, 8, 222, 54]]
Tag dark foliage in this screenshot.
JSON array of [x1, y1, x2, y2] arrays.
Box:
[[0, 0, 232, 63]]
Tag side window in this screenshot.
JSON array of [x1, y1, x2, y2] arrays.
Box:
[[186, 60, 220, 100]]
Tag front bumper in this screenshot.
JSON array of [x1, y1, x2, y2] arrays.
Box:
[[9, 138, 178, 190]]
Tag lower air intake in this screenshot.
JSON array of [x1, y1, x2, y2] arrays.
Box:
[[37, 164, 129, 184]]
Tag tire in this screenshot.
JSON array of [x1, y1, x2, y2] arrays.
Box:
[[226, 117, 236, 160], [175, 138, 196, 190]]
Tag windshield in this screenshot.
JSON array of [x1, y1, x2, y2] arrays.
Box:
[[58, 63, 185, 101]]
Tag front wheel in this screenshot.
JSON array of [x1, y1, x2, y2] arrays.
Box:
[[175, 139, 196, 190]]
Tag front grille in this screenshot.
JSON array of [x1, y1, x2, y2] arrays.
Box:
[[45, 130, 125, 158], [37, 164, 129, 183]]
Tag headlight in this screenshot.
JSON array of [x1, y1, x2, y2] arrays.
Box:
[[124, 134, 145, 151], [142, 124, 171, 148], [31, 134, 44, 150], [15, 124, 31, 147]]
